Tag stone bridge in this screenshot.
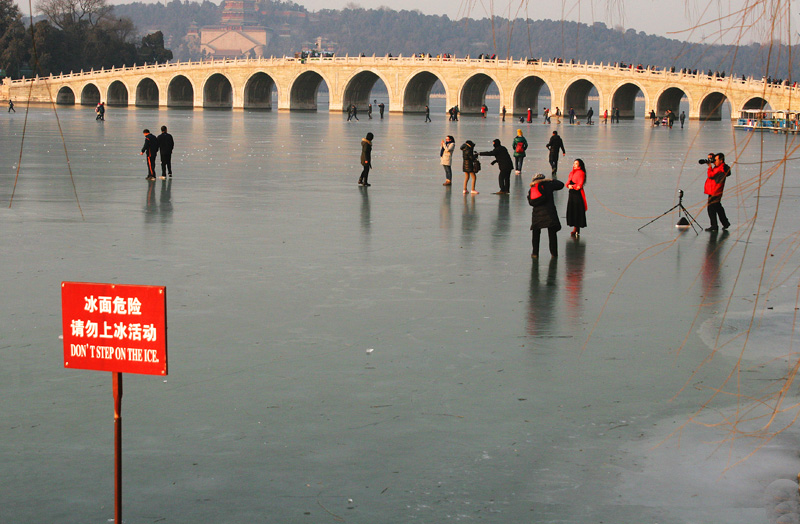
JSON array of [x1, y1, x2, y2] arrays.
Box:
[[3, 55, 798, 119]]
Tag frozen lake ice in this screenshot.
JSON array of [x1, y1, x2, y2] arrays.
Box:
[[2, 103, 800, 523]]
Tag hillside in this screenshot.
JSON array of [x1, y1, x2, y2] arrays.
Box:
[[30, 0, 800, 79]]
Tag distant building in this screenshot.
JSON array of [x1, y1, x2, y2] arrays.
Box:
[[199, 0, 270, 59]]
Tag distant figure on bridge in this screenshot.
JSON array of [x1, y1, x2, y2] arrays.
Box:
[[368, 102, 373, 119], [425, 105, 431, 122], [347, 105, 354, 121], [680, 111, 686, 128], [649, 109, 658, 126], [480, 104, 487, 118], [453, 105, 459, 121], [351, 105, 359, 121], [568, 107, 575, 124], [358, 132, 374, 186], [8, 99, 14, 113], [546, 131, 566, 177], [378, 102, 385, 118], [158, 126, 174, 178], [602, 109, 608, 123], [526, 107, 532, 123], [512, 129, 528, 175], [614, 107, 620, 123], [95, 102, 104, 121], [140, 129, 159, 181], [586, 107, 593, 125], [502, 105, 507, 121]]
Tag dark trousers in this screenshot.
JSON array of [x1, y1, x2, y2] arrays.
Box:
[[498, 168, 511, 192], [146, 155, 157, 178], [549, 156, 559, 176], [359, 164, 370, 184], [532, 227, 559, 257], [514, 156, 524, 172], [707, 196, 729, 228], [161, 154, 172, 176]]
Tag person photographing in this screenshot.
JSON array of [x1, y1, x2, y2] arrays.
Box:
[[703, 152, 731, 231]]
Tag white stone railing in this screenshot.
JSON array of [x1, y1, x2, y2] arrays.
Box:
[[7, 54, 797, 94]]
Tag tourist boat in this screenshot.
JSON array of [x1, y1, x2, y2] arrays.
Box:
[[733, 109, 789, 131]]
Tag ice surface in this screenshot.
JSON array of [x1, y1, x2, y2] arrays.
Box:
[[1, 103, 799, 523]]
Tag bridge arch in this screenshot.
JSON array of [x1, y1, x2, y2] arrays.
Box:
[[342, 69, 391, 112], [289, 69, 331, 111], [698, 91, 730, 121], [563, 76, 602, 118], [106, 81, 129, 107], [654, 86, 689, 118], [459, 72, 501, 115], [402, 70, 446, 113], [611, 81, 648, 119], [741, 96, 771, 111], [512, 75, 552, 117], [56, 86, 75, 105], [243, 71, 276, 109], [203, 73, 233, 108], [80, 83, 101, 106], [168, 74, 194, 108], [136, 78, 159, 107]]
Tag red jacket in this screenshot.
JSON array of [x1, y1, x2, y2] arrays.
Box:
[[704, 163, 729, 197], [567, 168, 588, 210]]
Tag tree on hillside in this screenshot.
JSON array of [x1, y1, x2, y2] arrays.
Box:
[[36, 0, 112, 30], [138, 30, 172, 63]]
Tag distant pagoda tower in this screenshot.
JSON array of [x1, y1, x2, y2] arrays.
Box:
[[200, 0, 270, 59]]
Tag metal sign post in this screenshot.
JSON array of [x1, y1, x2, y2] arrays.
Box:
[[113, 371, 123, 523], [61, 282, 168, 524]]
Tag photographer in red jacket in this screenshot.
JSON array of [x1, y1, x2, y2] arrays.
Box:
[[704, 152, 731, 231]]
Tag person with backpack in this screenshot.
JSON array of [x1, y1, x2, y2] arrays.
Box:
[[512, 129, 528, 175], [460, 140, 479, 194], [527, 173, 564, 258], [546, 131, 566, 176]]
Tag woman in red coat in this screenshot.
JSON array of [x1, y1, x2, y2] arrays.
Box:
[[566, 159, 588, 237]]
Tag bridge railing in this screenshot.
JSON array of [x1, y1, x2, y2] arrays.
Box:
[[7, 55, 798, 96]]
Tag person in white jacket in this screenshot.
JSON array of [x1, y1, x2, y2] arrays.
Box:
[[440, 135, 455, 186]]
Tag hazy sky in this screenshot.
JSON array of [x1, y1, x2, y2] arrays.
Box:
[[20, 0, 799, 44]]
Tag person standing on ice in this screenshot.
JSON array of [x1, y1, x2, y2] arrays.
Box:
[[358, 132, 374, 186]]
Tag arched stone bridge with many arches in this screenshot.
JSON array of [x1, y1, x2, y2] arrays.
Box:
[[4, 55, 798, 119]]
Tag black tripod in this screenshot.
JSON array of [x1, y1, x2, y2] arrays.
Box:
[[638, 189, 702, 234]]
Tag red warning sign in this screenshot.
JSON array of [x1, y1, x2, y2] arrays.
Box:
[[61, 282, 168, 375]]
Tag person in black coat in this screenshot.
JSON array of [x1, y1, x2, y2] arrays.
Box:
[[546, 131, 566, 176], [479, 139, 513, 194], [527, 173, 565, 258], [140, 129, 159, 180], [460, 140, 478, 194], [358, 132, 373, 186], [157, 125, 174, 178]]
